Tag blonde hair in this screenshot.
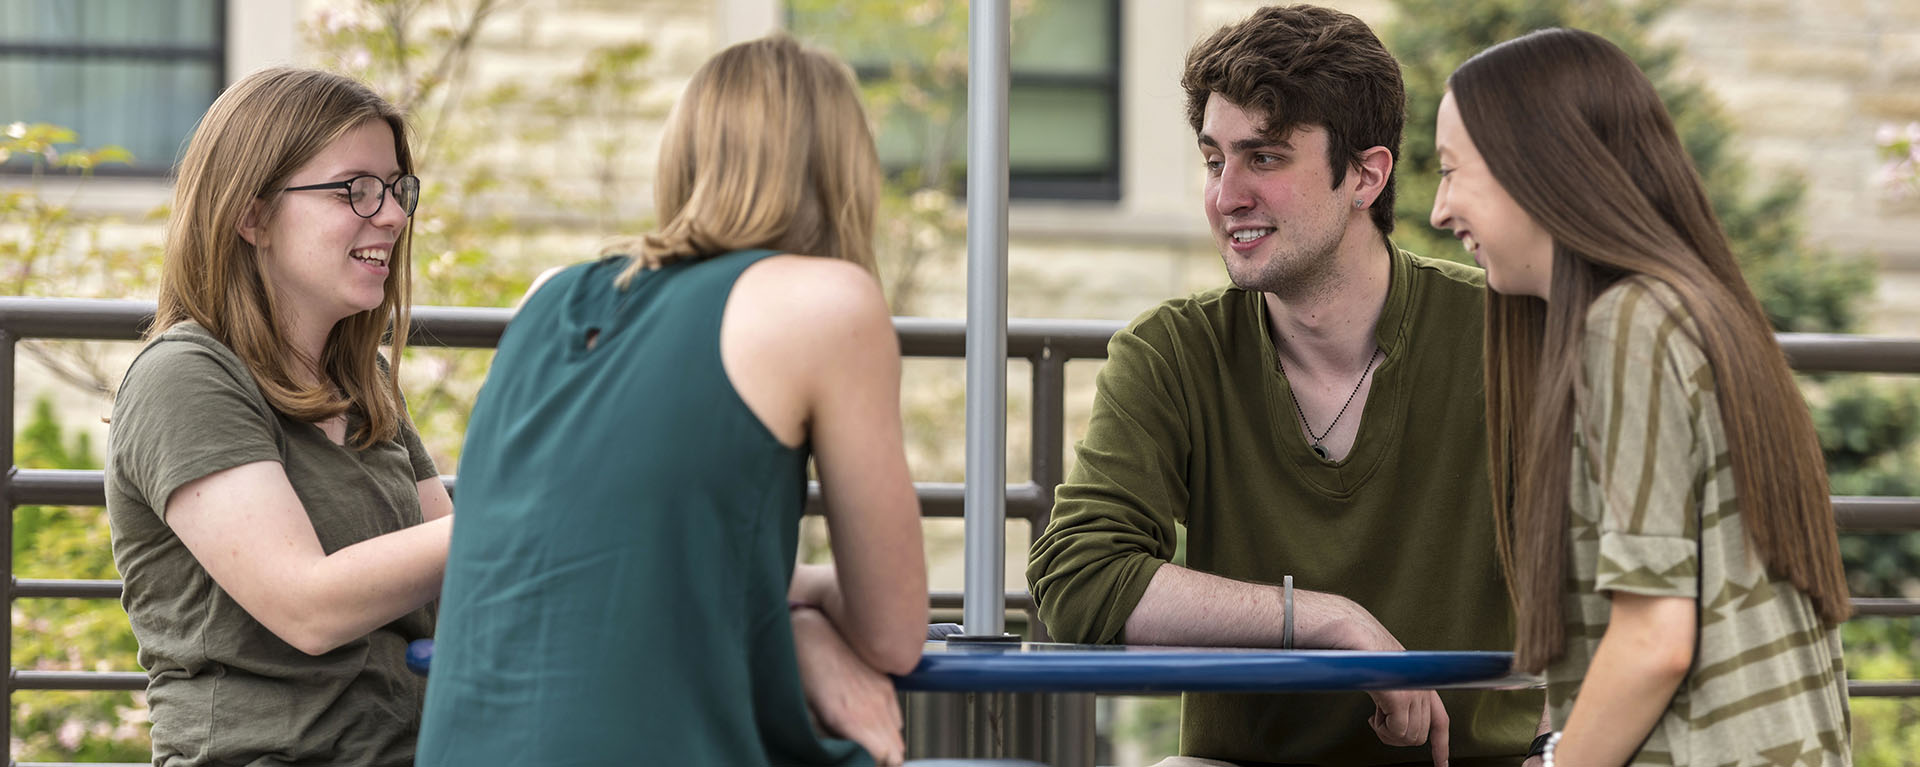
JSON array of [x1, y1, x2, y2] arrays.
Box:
[[609, 34, 880, 285], [155, 66, 416, 449]]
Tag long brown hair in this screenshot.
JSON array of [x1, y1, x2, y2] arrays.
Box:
[[1453, 28, 1850, 671], [607, 34, 880, 284], [157, 67, 415, 449]]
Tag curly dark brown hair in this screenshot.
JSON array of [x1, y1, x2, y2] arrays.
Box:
[[1182, 4, 1405, 233]]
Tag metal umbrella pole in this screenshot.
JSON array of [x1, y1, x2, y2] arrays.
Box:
[[902, 0, 1095, 764], [957, 0, 1014, 644]]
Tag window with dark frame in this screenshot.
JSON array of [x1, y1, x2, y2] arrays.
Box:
[[1, 0, 226, 177], [789, 0, 1122, 202]]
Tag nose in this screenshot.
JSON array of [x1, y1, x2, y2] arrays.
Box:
[[370, 188, 410, 231], [1428, 186, 1451, 232], [1213, 163, 1253, 217]]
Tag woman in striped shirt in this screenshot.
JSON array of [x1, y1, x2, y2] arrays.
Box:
[[1428, 27, 1853, 766]]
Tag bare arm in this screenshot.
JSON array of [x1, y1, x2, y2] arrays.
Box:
[[1550, 592, 1694, 765], [1125, 562, 1397, 650], [166, 461, 451, 656], [729, 256, 926, 676], [801, 267, 925, 675], [790, 606, 906, 765], [419, 475, 453, 522], [1127, 564, 1451, 765]]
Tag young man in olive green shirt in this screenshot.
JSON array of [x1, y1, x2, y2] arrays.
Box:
[[1027, 6, 1542, 765]]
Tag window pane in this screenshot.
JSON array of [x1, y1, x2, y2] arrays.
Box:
[[1009, 85, 1111, 171], [868, 84, 1112, 176], [0, 0, 219, 48], [786, 0, 1119, 196], [1011, 0, 1111, 77], [1, 56, 220, 170]]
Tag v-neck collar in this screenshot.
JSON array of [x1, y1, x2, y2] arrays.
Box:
[[1253, 240, 1415, 497]]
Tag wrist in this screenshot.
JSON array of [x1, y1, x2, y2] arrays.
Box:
[[1539, 731, 1563, 767], [1526, 731, 1553, 759]]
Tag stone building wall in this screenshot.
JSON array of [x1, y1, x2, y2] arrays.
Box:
[[1651, 0, 1920, 332]]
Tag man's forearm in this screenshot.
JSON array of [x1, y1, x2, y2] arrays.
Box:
[[1123, 563, 1401, 650]]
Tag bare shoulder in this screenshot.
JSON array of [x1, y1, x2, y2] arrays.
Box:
[[729, 254, 893, 348], [722, 254, 896, 446], [515, 264, 570, 308]]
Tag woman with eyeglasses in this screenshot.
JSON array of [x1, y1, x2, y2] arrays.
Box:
[[105, 67, 448, 767]]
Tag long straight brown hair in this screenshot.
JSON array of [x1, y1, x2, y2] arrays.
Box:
[[157, 67, 415, 449], [1453, 28, 1850, 672]]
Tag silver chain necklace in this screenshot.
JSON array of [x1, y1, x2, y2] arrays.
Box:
[[1277, 346, 1381, 460]]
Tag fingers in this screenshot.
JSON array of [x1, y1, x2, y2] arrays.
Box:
[[859, 725, 905, 766], [1429, 691, 1451, 766], [1367, 690, 1448, 760]]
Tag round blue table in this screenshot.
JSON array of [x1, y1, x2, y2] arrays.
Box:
[[896, 641, 1527, 693], [406, 638, 1531, 693]]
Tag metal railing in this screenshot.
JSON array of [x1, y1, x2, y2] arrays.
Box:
[[6, 296, 1920, 763]]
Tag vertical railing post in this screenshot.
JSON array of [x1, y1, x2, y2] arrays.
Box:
[[3, 328, 17, 762], [1027, 345, 1067, 642], [960, 0, 1013, 640]]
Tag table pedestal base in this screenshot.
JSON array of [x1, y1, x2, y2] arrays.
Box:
[[901, 691, 1095, 767]]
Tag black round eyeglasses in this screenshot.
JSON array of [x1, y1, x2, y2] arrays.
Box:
[[281, 174, 421, 219]]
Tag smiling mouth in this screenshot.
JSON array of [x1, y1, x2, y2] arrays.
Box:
[[350, 247, 389, 267], [1230, 228, 1274, 243]]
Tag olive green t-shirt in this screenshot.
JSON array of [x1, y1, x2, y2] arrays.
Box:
[[105, 322, 438, 767], [1028, 247, 1541, 766], [1554, 279, 1850, 764]]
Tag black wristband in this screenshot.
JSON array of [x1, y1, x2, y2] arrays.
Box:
[[1526, 731, 1554, 758]]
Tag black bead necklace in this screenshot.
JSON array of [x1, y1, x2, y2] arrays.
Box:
[[1277, 346, 1381, 460]]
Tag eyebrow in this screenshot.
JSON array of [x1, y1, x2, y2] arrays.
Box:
[[327, 168, 405, 181], [1197, 134, 1296, 153]]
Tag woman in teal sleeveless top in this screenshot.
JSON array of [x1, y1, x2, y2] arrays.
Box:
[[418, 35, 928, 766]]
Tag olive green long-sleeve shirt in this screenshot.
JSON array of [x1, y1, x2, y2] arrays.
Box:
[[1028, 247, 1540, 766]]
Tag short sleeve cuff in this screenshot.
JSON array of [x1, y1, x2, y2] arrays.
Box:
[[1595, 530, 1697, 598]]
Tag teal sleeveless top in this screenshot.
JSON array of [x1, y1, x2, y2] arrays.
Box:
[[418, 250, 871, 767]]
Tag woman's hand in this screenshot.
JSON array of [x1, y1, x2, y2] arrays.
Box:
[[791, 606, 906, 766]]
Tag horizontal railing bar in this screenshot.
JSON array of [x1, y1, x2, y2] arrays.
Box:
[[1834, 497, 1920, 531], [9, 670, 146, 691], [1850, 681, 1920, 697], [1852, 598, 1920, 617], [13, 578, 121, 599], [8, 469, 1058, 524], [1781, 334, 1920, 374], [9, 468, 107, 506], [895, 317, 1120, 359], [9, 666, 1914, 699], [0, 298, 1122, 358], [0, 298, 152, 341], [13, 474, 1916, 532], [13, 576, 1914, 621], [10, 298, 1920, 371], [15, 762, 150, 767], [931, 591, 1034, 610], [807, 481, 1049, 520]]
